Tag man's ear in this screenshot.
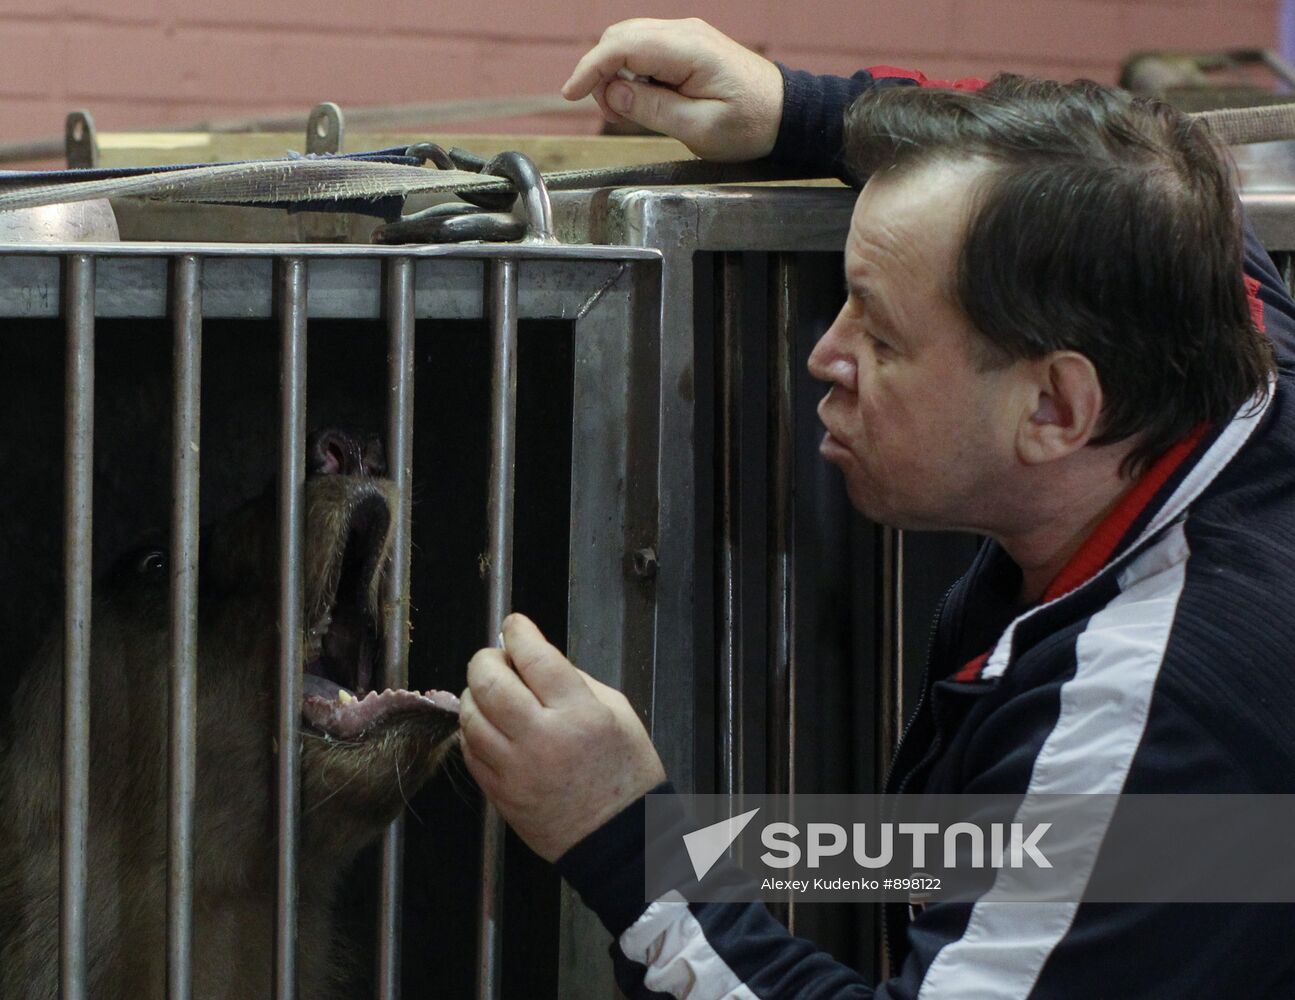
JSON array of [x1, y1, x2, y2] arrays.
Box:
[[1016, 352, 1103, 466]]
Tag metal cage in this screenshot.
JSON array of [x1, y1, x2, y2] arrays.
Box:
[[0, 239, 661, 1000], [4, 164, 1293, 999]]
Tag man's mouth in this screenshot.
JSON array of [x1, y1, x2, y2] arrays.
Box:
[[816, 394, 851, 460], [300, 490, 459, 740]]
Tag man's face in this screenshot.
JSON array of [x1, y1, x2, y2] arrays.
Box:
[[808, 161, 1026, 532]]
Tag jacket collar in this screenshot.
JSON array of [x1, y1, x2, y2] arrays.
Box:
[[960, 378, 1275, 684]]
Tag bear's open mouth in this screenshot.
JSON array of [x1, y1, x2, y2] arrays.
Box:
[[301, 490, 459, 740]]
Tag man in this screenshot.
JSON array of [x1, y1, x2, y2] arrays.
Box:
[[459, 19, 1295, 997]]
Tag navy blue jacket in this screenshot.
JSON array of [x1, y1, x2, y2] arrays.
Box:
[[556, 66, 1295, 998]]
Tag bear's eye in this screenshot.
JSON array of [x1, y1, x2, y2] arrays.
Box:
[[136, 549, 167, 577]]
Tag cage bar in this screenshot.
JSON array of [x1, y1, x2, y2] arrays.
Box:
[[167, 254, 203, 1000], [716, 253, 745, 809], [875, 528, 904, 790], [377, 255, 416, 1000], [766, 252, 797, 930], [60, 252, 95, 1000], [275, 256, 308, 1000], [476, 257, 519, 1000]]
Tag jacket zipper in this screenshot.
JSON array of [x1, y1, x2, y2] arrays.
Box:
[[876, 520, 1180, 974], [879, 581, 957, 976], [881, 581, 956, 794]]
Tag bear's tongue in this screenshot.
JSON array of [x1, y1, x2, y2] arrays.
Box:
[[301, 681, 460, 740]]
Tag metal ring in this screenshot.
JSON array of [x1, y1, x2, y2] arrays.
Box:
[[403, 142, 456, 171], [371, 206, 527, 244], [483, 151, 554, 243]]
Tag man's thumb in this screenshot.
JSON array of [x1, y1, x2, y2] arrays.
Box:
[[501, 613, 586, 707], [605, 79, 702, 139]]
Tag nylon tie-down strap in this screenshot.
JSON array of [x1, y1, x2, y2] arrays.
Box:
[[1194, 102, 1295, 147], [0, 102, 1290, 217], [0, 156, 806, 217]]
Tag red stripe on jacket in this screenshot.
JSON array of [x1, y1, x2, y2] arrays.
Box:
[[1244, 274, 1267, 332], [866, 65, 986, 91], [951, 427, 1205, 682], [1041, 424, 1208, 604]]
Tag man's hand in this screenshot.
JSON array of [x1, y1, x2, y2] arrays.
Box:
[[459, 612, 666, 862], [562, 17, 784, 162]]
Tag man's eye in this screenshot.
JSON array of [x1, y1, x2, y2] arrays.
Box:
[[866, 333, 893, 356]]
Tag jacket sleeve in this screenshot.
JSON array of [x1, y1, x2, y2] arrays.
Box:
[[554, 785, 1005, 1000], [555, 691, 1293, 998], [1241, 216, 1295, 368], [556, 784, 878, 999], [769, 65, 985, 184]]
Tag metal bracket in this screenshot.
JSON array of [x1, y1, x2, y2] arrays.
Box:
[[306, 102, 344, 155], [65, 111, 99, 169], [299, 103, 348, 241]]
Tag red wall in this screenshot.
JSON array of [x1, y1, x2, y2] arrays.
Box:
[[0, 0, 1279, 147]]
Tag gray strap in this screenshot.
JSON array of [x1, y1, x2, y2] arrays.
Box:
[[1191, 103, 1295, 145], [0, 104, 1290, 215], [0, 155, 808, 213], [0, 159, 507, 212]]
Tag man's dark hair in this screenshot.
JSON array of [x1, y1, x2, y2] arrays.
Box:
[[843, 75, 1273, 474]]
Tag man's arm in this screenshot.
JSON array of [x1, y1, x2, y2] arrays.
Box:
[[463, 616, 1141, 1000], [555, 790, 878, 999], [773, 65, 983, 183], [564, 20, 1295, 367], [560, 17, 976, 171], [460, 615, 881, 997]]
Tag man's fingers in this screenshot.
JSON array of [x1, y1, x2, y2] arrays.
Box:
[[561, 22, 707, 100], [572, 666, 621, 704], [458, 687, 510, 770], [460, 734, 505, 798], [602, 79, 714, 141], [466, 648, 541, 740], [561, 38, 631, 100], [589, 80, 625, 124], [500, 613, 590, 708]]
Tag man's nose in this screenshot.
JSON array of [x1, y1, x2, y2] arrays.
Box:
[[807, 311, 858, 392]]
